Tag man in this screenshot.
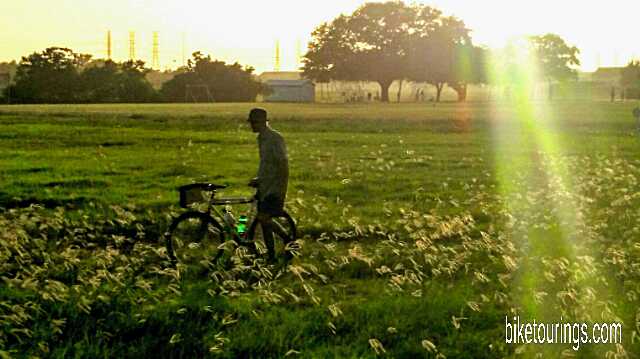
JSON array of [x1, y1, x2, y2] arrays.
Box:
[[247, 108, 289, 262]]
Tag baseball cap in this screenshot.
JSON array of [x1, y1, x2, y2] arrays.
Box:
[[248, 108, 267, 122]]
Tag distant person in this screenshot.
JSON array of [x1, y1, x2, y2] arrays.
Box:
[[247, 108, 289, 262], [367, 92, 372, 102], [611, 87, 616, 103]]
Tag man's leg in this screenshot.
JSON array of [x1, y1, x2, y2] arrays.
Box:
[[257, 212, 275, 262]]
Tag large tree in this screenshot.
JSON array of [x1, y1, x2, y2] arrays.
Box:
[[118, 60, 157, 102], [160, 52, 264, 102], [621, 61, 640, 88], [303, 2, 452, 102], [9, 47, 89, 103], [0, 61, 17, 79], [529, 34, 580, 100], [9, 48, 157, 104], [78, 60, 122, 103], [78, 60, 156, 103], [405, 15, 484, 102], [448, 45, 488, 102], [621, 60, 640, 100]]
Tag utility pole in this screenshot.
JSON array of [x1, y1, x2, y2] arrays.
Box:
[[129, 31, 136, 61]]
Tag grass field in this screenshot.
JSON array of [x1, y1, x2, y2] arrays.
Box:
[[1, 101, 640, 358]]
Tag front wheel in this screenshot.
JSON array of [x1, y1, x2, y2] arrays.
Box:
[[166, 212, 225, 269], [247, 211, 297, 261]]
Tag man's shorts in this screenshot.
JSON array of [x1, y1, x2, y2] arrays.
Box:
[[258, 194, 285, 216]]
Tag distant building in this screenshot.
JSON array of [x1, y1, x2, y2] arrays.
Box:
[[258, 71, 302, 81], [263, 79, 315, 102], [257, 71, 315, 102]]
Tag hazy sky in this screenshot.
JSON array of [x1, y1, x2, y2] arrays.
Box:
[[1, 0, 638, 72]]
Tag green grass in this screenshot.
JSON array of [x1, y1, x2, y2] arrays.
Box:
[[1, 101, 640, 358]]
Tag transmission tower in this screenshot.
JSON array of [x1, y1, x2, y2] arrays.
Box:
[[107, 30, 112, 60], [129, 31, 136, 60], [295, 39, 301, 69], [274, 40, 281, 72], [152, 32, 159, 69], [181, 32, 186, 66]]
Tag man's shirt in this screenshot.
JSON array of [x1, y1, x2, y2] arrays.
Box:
[[257, 125, 288, 202]]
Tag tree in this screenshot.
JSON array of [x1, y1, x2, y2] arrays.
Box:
[[303, 2, 449, 102], [529, 34, 580, 100], [79, 60, 122, 103], [621, 61, 640, 88], [0, 61, 16, 102], [621, 61, 640, 99], [160, 52, 265, 102], [118, 60, 157, 102], [0, 61, 17, 79], [9, 47, 89, 103], [450, 45, 488, 102], [79, 60, 156, 103], [405, 15, 482, 102], [8, 47, 158, 104]]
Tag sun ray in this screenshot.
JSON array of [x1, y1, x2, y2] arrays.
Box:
[[486, 38, 624, 355]]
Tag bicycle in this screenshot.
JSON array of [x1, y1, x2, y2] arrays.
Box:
[[165, 183, 296, 269]]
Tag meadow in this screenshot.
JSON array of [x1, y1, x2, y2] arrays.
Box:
[[1, 101, 639, 358]]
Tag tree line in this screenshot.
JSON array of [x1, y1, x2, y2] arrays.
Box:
[[1, 48, 266, 104], [301, 1, 586, 102], [2, 1, 640, 104]]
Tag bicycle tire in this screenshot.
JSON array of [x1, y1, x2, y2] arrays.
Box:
[[246, 211, 297, 261], [166, 211, 225, 268]]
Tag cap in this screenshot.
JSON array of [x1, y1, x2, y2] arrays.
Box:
[[248, 108, 267, 122]]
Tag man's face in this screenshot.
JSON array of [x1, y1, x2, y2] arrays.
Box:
[[249, 119, 263, 133]]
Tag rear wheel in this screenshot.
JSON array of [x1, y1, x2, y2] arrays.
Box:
[[166, 212, 225, 271], [247, 211, 297, 262]]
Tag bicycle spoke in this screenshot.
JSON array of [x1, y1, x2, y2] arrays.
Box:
[[168, 214, 224, 273]]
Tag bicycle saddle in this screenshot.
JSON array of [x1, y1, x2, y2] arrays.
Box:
[[179, 183, 227, 191]]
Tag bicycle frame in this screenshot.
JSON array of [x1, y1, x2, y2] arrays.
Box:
[[204, 189, 257, 242]]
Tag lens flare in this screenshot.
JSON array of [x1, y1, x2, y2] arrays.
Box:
[[486, 38, 620, 355]]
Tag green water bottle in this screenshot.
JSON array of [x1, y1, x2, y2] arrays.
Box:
[[236, 215, 248, 236]]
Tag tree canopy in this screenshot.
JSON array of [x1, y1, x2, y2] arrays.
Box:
[[10, 47, 85, 103], [407, 25, 487, 102], [621, 60, 640, 88], [302, 1, 487, 102], [6, 48, 157, 104], [160, 52, 266, 102], [529, 34, 580, 82]]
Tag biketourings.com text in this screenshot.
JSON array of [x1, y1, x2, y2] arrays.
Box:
[[505, 316, 622, 351]]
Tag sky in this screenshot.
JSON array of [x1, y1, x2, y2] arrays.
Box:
[[1, 0, 639, 73]]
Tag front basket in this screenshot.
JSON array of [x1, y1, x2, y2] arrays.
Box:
[[178, 183, 211, 208]]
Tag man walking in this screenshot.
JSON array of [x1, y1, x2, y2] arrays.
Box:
[[247, 108, 289, 262]]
